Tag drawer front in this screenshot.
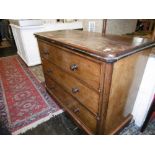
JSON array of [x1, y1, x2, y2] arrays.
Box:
[[38, 40, 101, 91], [43, 60, 99, 114], [45, 77, 97, 133]]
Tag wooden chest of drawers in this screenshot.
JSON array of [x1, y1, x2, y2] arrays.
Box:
[[35, 30, 155, 134]]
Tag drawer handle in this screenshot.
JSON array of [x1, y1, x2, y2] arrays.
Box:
[[44, 49, 49, 55], [49, 86, 55, 90], [72, 88, 79, 94], [70, 64, 78, 71], [73, 108, 80, 114], [47, 69, 52, 74]]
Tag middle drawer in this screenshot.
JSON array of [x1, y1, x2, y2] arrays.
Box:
[[42, 60, 100, 115]]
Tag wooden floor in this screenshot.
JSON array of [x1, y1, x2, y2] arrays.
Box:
[[0, 41, 17, 57], [0, 40, 11, 49]]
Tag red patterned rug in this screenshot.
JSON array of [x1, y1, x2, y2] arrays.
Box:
[[0, 56, 62, 134]]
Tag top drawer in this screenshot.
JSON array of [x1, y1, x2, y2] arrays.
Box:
[[38, 40, 102, 91]]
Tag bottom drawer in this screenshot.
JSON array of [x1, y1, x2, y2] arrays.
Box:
[[45, 76, 97, 134]]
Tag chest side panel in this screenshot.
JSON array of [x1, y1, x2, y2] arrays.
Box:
[[104, 49, 151, 134]]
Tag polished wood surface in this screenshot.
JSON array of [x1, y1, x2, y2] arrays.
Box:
[[97, 63, 113, 134], [35, 30, 155, 62], [36, 30, 155, 134]]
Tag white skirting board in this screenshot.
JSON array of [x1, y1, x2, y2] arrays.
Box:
[[132, 52, 155, 127]]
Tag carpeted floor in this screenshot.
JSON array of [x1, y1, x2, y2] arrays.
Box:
[[120, 119, 155, 135], [0, 56, 62, 134], [30, 65, 45, 83], [22, 114, 155, 135], [22, 113, 85, 135]]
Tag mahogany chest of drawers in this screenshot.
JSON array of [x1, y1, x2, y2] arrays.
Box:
[[35, 30, 155, 134]]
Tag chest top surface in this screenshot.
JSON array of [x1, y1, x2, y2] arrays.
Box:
[[35, 30, 155, 62]]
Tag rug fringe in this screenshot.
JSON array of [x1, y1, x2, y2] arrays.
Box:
[[12, 109, 63, 135]]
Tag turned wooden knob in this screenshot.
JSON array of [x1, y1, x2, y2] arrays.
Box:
[[70, 64, 78, 71], [49, 86, 55, 90], [47, 69, 52, 74], [44, 49, 49, 55], [73, 108, 80, 113], [72, 88, 79, 94]]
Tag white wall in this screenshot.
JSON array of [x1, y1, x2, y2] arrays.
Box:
[[132, 50, 155, 127], [106, 19, 137, 35], [82, 19, 103, 33], [82, 19, 137, 34]]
